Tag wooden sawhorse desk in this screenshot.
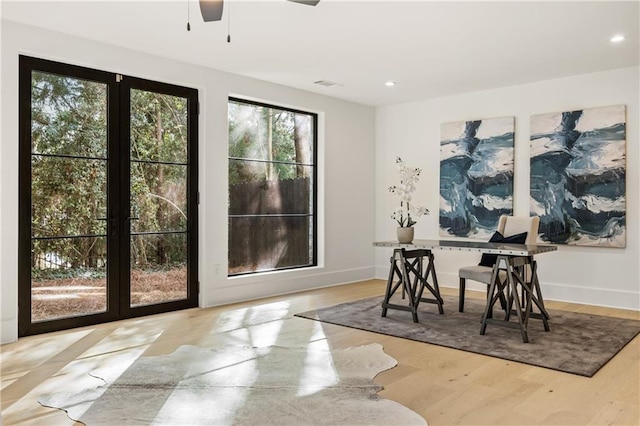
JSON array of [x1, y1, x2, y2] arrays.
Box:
[[381, 248, 444, 323], [375, 239, 557, 342]]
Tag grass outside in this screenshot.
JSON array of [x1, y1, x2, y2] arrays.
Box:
[[31, 266, 187, 322]]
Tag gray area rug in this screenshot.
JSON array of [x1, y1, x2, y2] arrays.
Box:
[[39, 342, 426, 425], [295, 294, 640, 377]]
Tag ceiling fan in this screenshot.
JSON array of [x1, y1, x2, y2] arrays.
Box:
[[199, 0, 320, 22]]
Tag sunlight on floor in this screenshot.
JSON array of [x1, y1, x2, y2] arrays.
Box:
[[0, 329, 93, 375], [154, 300, 341, 421], [80, 325, 164, 358], [157, 347, 261, 425], [297, 337, 339, 397], [2, 298, 348, 424]]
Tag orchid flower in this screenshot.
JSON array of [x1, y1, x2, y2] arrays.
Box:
[[389, 157, 429, 227]]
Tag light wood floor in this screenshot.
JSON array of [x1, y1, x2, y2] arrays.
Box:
[[2, 280, 639, 425]]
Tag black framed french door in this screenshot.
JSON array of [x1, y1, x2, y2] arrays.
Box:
[[18, 56, 198, 336]]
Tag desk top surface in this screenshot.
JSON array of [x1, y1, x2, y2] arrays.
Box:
[[373, 239, 557, 256]]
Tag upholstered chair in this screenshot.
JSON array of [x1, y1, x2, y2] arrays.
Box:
[[458, 215, 540, 312]]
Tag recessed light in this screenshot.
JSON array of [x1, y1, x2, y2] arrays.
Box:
[[611, 35, 625, 43], [385, 81, 396, 87]]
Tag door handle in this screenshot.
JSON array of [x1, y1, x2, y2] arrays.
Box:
[[124, 217, 140, 235]]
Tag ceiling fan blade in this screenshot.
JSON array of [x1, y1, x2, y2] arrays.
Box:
[[200, 0, 224, 22], [288, 0, 320, 5]]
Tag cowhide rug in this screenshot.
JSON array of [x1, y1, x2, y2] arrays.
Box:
[[39, 342, 426, 425]]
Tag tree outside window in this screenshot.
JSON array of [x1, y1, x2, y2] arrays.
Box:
[[228, 99, 317, 275]]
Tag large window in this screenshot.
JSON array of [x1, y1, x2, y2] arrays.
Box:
[[228, 98, 317, 275]]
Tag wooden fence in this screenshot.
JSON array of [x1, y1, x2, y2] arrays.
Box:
[[229, 178, 311, 273]]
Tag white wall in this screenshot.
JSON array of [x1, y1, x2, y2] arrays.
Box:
[[0, 20, 376, 344], [375, 66, 640, 311], [3, 21, 637, 345]]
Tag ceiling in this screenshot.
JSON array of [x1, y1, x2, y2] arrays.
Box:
[[2, 0, 639, 106]]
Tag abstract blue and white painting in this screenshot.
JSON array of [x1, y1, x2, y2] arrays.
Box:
[[530, 105, 626, 247], [440, 117, 514, 239]]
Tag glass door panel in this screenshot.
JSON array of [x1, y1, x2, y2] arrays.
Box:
[[29, 71, 109, 322], [130, 163, 188, 232], [129, 89, 190, 307], [19, 56, 198, 336], [130, 233, 188, 306], [31, 237, 107, 321]]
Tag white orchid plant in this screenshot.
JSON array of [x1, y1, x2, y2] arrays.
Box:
[[389, 157, 430, 227]]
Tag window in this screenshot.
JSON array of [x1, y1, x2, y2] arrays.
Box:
[[228, 98, 317, 275]]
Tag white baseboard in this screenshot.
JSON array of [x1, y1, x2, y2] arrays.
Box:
[[374, 267, 640, 311], [203, 266, 376, 308], [1, 318, 18, 345], [536, 282, 640, 311]]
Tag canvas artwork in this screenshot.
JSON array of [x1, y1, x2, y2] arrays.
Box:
[[530, 105, 626, 247], [439, 117, 514, 239]]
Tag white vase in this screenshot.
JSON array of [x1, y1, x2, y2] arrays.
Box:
[[397, 227, 414, 244]]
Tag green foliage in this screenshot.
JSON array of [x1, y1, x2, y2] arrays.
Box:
[[228, 100, 310, 185], [130, 89, 187, 163], [30, 73, 189, 277]]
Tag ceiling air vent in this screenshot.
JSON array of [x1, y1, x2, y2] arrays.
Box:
[[314, 80, 342, 88]]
